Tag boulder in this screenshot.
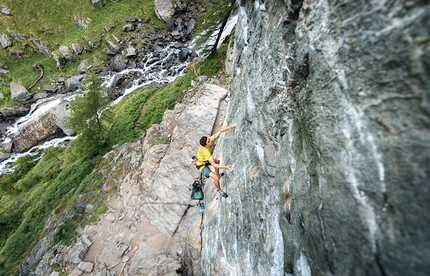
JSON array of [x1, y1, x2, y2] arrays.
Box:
[[126, 46, 137, 58], [154, 0, 174, 23], [64, 75, 84, 92], [10, 82, 31, 101], [77, 59, 89, 74], [106, 40, 121, 54], [73, 17, 91, 29], [59, 46, 74, 61], [12, 112, 63, 152], [122, 23, 135, 32], [12, 96, 73, 152], [0, 152, 11, 161], [111, 55, 127, 72], [0, 33, 12, 48], [71, 43, 84, 55], [178, 48, 189, 62]]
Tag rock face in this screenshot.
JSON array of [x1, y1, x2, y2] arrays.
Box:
[[201, 1, 430, 276]]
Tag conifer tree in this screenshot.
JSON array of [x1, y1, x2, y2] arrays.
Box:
[[194, 0, 236, 55], [67, 72, 112, 158]]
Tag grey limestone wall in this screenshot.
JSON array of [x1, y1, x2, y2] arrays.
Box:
[[201, 0, 430, 275]]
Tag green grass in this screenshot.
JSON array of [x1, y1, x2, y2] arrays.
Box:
[[0, 0, 164, 95]]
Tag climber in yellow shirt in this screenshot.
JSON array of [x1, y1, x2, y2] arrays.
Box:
[[195, 124, 236, 198]]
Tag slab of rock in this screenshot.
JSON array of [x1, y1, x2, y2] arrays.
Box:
[[78, 261, 94, 273], [10, 82, 31, 101], [12, 96, 73, 152], [106, 40, 121, 54], [140, 84, 228, 237]]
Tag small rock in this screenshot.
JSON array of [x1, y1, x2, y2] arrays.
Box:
[[43, 84, 57, 93], [85, 204, 95, 213], [92, 0, 104, 8], [123, 24, 135, 32], [0, 7, 12, 16], [33, 93, 49, 100], [69, 267, 83, 276], [0, 33, 12, 49]]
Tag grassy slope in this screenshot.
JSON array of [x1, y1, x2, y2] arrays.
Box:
[[0, 0, 163, 104], [0, 0, 229, 273]]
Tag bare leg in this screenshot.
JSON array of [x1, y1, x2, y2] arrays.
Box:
[[213, 158, 221, 177], [209, 172, 221, 192]]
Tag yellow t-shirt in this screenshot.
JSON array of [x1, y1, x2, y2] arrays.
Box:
[[196, 135, 217, 171]]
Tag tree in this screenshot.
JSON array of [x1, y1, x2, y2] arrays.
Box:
[[67, 72, 112, 158], [194, 0, 236, 55]]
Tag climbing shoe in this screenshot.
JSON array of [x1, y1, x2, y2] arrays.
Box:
[[219, 191, 228, 198], [220, 173, 225, 178], [200, 203, 205, 213]]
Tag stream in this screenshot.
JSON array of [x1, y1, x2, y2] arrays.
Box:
[[0, 45, 189, 175]]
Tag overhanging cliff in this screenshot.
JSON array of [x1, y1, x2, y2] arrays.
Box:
[[201, 0, 430, 275]]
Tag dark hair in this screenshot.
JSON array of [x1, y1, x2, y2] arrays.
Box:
[[200, 136, 208, 146]]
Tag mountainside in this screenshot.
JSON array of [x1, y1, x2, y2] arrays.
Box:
[[200, 0, 429, 275], [2, 0, 430, 275]]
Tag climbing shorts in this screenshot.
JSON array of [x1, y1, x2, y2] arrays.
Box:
[[202, 166, 212, 178]]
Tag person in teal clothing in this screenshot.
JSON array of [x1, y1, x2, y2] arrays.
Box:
[[195, 124, 236, 197]]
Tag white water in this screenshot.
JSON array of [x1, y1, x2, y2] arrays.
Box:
[[0, 45, 188, 175]]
